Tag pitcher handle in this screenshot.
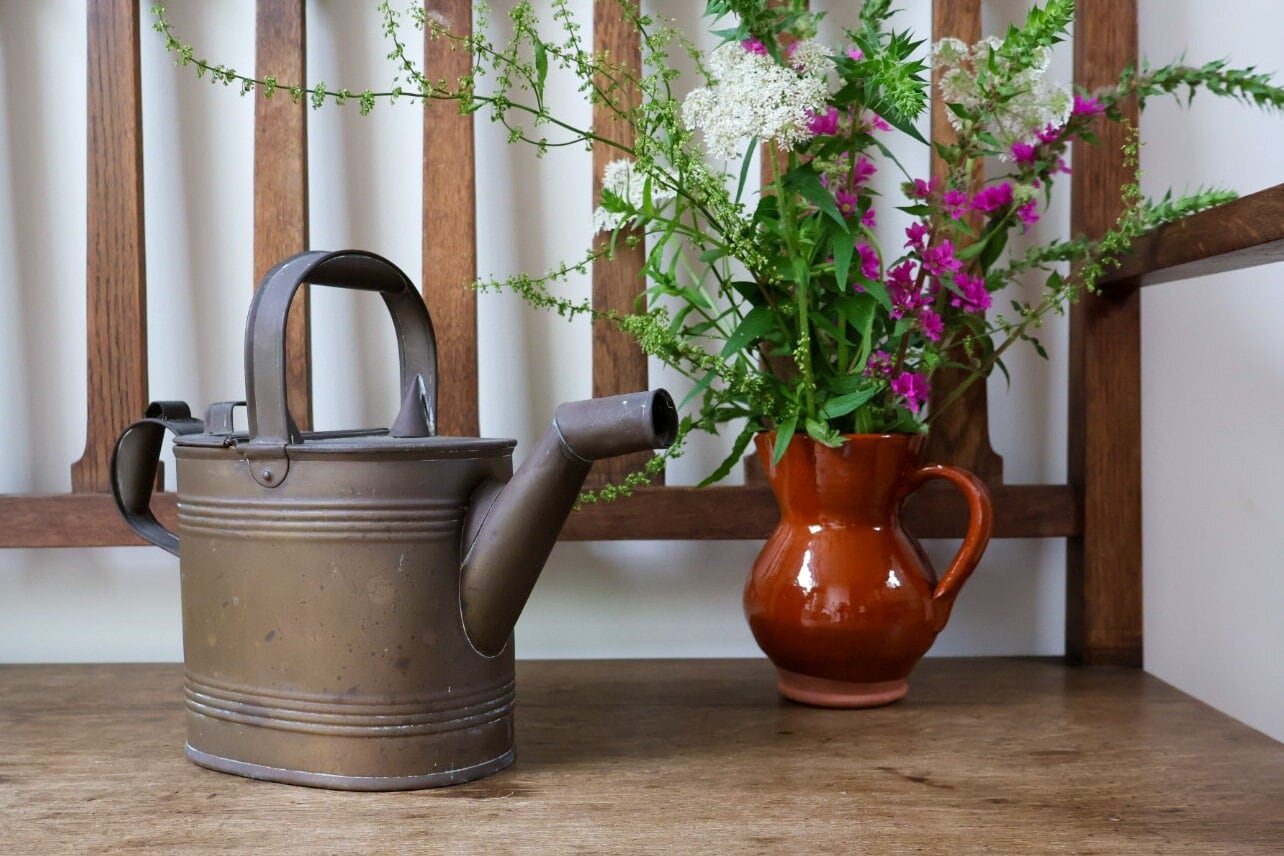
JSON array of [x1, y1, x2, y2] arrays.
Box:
[[899, 463, 994, 631], [110, 402, 206, 557]]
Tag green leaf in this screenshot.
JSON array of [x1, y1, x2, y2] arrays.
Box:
[[818, 386, 879, 419], [734, 136, 758, 204], [533, 39, 548, 92], [697, 423, 758, 488], [832, 231, 855, 287], [680, 370, 717, 409], [805, 419, 843, 447], [720, 306, 775, 358], [772, 409, 800, 465], [781, 168, 849, 231]]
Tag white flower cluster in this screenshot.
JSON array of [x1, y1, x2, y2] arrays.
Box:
[[931, 36, 1071, 145], [681, 41, 830, 159], [592, 159, 676, 233]]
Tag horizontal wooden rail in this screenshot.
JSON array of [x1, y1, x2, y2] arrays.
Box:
[[1100, 182, 1284, 290], [0, 484, 1078, 549]]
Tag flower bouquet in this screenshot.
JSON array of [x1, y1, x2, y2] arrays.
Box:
[[154, 0, 1282, 491]]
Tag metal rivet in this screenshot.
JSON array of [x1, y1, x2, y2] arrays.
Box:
[[261, 469, 273, 482]]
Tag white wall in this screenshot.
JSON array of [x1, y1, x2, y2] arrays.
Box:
[[0, 2, 1278, 741]]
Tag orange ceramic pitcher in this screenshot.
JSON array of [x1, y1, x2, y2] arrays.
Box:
[[746, 432, 993, 708]]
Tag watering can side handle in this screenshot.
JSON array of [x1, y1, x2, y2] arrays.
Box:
[[110, 402, 205, 557]]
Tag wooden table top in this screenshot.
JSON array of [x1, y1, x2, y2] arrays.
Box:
[[2, 658, 1280, 854]]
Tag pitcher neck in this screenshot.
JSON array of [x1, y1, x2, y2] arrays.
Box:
[[754, 432, 926, 522]]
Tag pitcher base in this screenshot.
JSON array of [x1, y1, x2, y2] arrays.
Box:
[[776, 669, 908, 708]]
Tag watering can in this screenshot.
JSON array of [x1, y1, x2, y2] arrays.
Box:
[[110, 249, 676, 790]]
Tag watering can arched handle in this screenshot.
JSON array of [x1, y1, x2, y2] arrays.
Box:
[[243, 250, 439, 487], [110, 401, 206, 557]]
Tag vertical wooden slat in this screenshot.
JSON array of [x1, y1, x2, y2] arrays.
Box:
[[588, 0, 654, 486], [1066, 0, 1142, 667], [254, 0, 311, 430], [71, 0, 148, 493], [423, 0, 479, 437], [923, 0, 1004, 483]]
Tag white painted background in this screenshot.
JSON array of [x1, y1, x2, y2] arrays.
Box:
[[0, 1, 1279, 741]]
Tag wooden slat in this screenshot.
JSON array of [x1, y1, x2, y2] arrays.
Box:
[[563, 483, 1077, 541], [70, 0, 148, 493], [423, 0, 479, 436], [254, 0, 311, 430], [1100, 182, 1284, 289], [924, 0, 1004, 484], [588, 0, 654, 486], [0, 483, 1077, 548], [1066, 0, 1143, 667]]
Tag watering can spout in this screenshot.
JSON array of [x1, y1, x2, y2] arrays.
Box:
[[459, 389, 678, 656]]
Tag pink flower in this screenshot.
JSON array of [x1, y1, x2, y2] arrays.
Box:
[[1036, 124, 1061, 144], [847, 48, 864, 62], [909, 176, 941, 199], [887, 262, 928, 319], [1072, 94, 1105, 116], [919, 309, 944, 342], [951, 272, 991, 313], [923, 240, 963, 277], [741, 38, 768, 56], [806, 106, 841, 137], [856, 243, 881, 280], [904, 221, 929, 249], [863, 350, 893, 378], [1011, 140, 1037, 164], [1017, 199, 1040, 228], [891, 372, 931, 414], [835, 188, 860, 218], [866, 113, 891, 132], [861, 207, 877, 229], [851, 155, 877, 185], [943, 189, 969, 220], [971, 182, 1014, 214]]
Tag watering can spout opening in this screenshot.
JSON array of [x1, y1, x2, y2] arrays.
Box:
[[459, 389, 678, 656]]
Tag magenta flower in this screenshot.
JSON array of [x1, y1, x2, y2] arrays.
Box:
[[861, 207, 877, 229], [863, 349, 893, 378], [1011, 140, 1037, 164], [741, 38, 768, 56], [971, 182, 1014, 214], [904, 221, 929, 249], [891, 372, 931, 415], [923, 240, 963, 277], [835, 188, 860, 218], [951, 272, 991, 313], [887, 262, 929, 319], [909, 176, 941, 199], [1072, 94, 1105, 116], [943, 188, 969, 220], [852, 155, 877, 185], [856, 243, 881, 280], [847, 48, 864, 62], [866, 113, 891, 132], [919, 309, 944, 342], [806, 106, 841, 136], [1036, 124, 1061, 144], [1016, 199, 1040, 228]]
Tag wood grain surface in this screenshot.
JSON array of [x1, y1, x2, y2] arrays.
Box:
[[423, 0, 480, 437], [0, 481, 1077, 548], [70, 0, 148, 493], [1100, 181, 1284, 289], [1, 660, 1279, 854], [924, 0, 1006, 485], [1066, 0, 1143, 667], [588, 1, 654, 488], [254, 0, 311, 431]]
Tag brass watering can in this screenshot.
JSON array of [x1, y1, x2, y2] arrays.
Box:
[[111, 249, 676, 790]]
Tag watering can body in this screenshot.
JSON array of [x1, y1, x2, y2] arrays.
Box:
[[111, 250, 676, 789]]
